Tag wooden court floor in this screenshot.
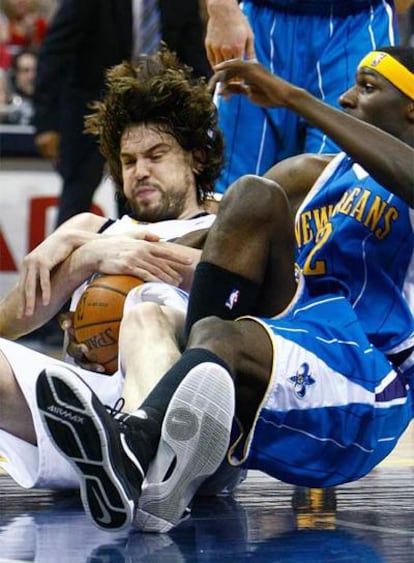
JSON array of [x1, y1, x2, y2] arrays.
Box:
[[0, 422, 412, 562]]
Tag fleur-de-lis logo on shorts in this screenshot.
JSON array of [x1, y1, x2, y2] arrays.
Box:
[[289, 362, 316, 399]]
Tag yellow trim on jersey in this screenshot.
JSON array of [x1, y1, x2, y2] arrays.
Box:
[[358, 51, 414, 100]]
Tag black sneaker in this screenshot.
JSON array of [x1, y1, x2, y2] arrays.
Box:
[[35, 366, 161, 532]]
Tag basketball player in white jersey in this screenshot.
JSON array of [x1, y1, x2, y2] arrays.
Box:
[[0, 50, 236, 492]]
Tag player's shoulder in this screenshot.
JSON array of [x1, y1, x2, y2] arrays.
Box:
[[65, 212, 108, 232], [264, 153, 336, 206], [266, 152, 334, 180]]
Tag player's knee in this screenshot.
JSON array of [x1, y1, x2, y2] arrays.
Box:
[[121, 301, 163, 331], [221, 174, 290, 226], [187, 316, 236, 355]]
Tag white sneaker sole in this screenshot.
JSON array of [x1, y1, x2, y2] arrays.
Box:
[[134, 362, 235, 533]]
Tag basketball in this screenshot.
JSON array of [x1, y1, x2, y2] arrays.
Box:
[[73, 274, 144, 374]]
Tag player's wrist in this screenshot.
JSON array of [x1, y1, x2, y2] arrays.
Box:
[[68, 244, 97, 282], [207, 0, 241, 17]]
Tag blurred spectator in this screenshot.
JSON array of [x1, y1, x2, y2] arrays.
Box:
[[6, 47, 36, 123], [37, 0, 57, 20], [0, 66, 9, 116], [0, 0, 47, 59], [0, 48, 36, 123], [0, 43, 11, 67], [398, 3, 414, 45]]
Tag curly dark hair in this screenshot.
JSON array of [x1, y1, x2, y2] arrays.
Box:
[[85, 48, 224, 203]]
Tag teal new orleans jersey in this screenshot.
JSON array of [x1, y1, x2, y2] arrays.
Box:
[[231, 153, 414, 487], [295, 152, 414, 354]]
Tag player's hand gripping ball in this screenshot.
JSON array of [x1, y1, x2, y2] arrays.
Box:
[[73, 274, 144, 374]]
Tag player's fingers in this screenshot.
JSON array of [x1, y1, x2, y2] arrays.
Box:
[[77, 358, 106, 373], [245, 37, 256, 61], [220, 45, 239, 62], [15, 272, 27, 319], [38, 268, 52, 306], [127, 230, 160, 242], [206, 44, 219, 67], [208, 71, 221, 93], [155, 270, 182, 286], [132, 263, 182, 286], [214, 58, 245, 74], [142, 232, 160, 242], [21, 264, 38, 316], [66, 340, 89, 362], [58, 311, 73, 331], [206, 44, 242, 67], [152, 243, 193, 264]]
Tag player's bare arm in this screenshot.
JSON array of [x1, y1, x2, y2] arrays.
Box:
[[211, 59, 414, 207], [0, 214, 110, 338], [68, 237, 193, 286], [0, 231, 169, 340], [0, 235, 108, 340], [16, 212, 162, 318], [264, 153, 334, 214], [16, 213, 108, 316]]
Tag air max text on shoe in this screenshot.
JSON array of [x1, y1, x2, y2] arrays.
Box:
[[47, 405, 85, 424]]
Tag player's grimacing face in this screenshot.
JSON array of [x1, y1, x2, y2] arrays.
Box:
[[120, 124, 199, 221]]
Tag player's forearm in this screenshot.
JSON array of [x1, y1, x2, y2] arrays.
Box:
[[205, 0, 240, 17], [0, 245, 96, 340], [286, 87, 414, 207], [0, 279, 70, 340], [55, 212, 107, 233]]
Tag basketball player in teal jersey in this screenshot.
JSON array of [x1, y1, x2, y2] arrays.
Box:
[[205, 0, 412, 193], [33, 46, 414, 533]]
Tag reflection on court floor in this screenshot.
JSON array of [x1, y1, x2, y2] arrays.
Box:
[[0, 423, 412, 562]]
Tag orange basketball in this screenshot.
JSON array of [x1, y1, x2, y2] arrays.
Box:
[[73, 274, 144, 374]]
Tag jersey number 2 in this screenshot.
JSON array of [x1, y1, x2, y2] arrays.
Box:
[[302, 222, 333, 275]]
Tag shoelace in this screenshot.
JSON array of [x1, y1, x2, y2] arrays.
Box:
[[106, 397, 126, 420]]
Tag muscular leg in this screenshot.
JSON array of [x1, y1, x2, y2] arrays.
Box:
[[186, 316, 273, 430], [186, 175, 297, 334], [0, 351, 36, 444], [119, 302, 185, 411], [207, 175, 296, 313]]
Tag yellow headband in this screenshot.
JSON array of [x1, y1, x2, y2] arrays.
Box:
[[358, 51, 414, 100]]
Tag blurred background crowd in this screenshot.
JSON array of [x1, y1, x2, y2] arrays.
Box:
[[0, 0, 57, 124], [0, 0, 212, 127]]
